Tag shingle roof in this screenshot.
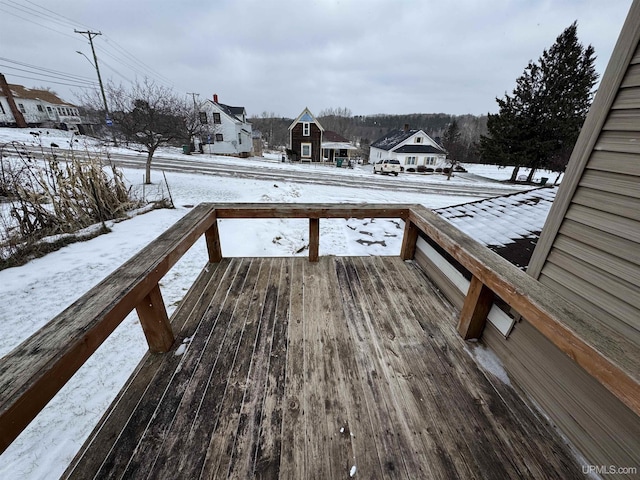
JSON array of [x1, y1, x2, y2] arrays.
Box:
[[394, 144, 446, 154], [434, 186, 559, 269], [217, 102, 246, 122], [370, 129, 416, 150], [6, 84, 74, 106], [323, 130, 349, 142]]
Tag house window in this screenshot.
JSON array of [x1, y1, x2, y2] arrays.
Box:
[[406, 156, 417, 165], [301, 142, 312, 158], [213, 113, 221, 124], [415, 137, 422, 143], [425, 157, 436, 166], [0, 102, 5, 114], [46, 106, 52, 113], [215, 133, 224, 142], [303, 122, 310, 136], [18, 103, 26, 113], [238, 133, 242, 144], [199, 112, 208, 124], [37, 104, 44, 112]]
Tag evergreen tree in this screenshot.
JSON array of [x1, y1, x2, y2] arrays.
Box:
[[540, 22, 598, 181], [479, 22, 598, 182]]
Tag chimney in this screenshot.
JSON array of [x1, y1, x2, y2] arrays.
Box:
[[403, 123, 409, 132], [213, 93, 218, 103], [0, 73, 27, 128]]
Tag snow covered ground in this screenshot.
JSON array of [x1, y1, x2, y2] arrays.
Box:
[[0, 128, 547, 479]]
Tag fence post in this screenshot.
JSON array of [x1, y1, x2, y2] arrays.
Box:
[[457, 276, 493, 339], [205, 213, 222, 263], [400, 220, 419, 260], [309, 218, 319, 262], [136, 284, 174, 352]]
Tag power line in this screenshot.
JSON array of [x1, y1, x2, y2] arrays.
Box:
[[0, 1, 79, 31], [2, 73, 96, 89], [102, 35, 174, 86], [4, 0, 178, 93], [0, 5, 79, 41], [96, 57, 134, 85], [21, 0, 92, 30], [0, 64, 96, 86], [0, 57, 97, 83]]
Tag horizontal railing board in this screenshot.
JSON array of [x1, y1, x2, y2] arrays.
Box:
[[209, 203, 412, 220], [0, 203, 218, 452], [2, 201, 639, 458], [408, 205, 640, 414]]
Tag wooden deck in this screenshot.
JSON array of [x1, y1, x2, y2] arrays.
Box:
[[64, 256, 582, 479]]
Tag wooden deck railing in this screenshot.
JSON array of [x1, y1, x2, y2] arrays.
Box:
[[1, 202, 637, 454]]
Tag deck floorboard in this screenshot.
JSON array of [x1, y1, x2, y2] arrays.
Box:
[[64, 256, 583, 480]]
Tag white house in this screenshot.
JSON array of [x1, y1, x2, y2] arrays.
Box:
[[0, 75, 83, 131], [369, 126, 447, 170], [199, 94, 252, 157]]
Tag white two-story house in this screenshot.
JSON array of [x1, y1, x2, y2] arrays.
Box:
[[199, 94, 252, 157], [369, 126, 447, 170]]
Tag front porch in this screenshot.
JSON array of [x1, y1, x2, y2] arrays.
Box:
[[2, 203, 636, 479], [65, 255, 580, 479]]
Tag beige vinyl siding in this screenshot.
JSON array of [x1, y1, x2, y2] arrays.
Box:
[[558, 219, 640, 265], [502, 1, 640, 468], [587, 151, 640, 175], [537, 52, 640, 354], [482, 321, 640, 471]]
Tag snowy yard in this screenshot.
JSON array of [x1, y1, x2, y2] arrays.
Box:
[[0, 128, 553, 479]]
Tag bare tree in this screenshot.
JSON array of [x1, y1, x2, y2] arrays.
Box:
[[108, 79, 188, 184]]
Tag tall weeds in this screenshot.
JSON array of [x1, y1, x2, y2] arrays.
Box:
[[1, 139, 146, 269]]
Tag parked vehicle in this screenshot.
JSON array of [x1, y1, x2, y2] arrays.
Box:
[[373, 159, 402, 176]]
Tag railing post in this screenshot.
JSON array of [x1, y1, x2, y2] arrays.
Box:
[[309, 218, 319, 262], [136, 284, 175, 352], [457, 275, 493, 339], [205, 215, 222, 263], [400, 220, 419, 260]]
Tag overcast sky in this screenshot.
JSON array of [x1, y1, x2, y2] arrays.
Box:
[[0, 0, 633, 118]]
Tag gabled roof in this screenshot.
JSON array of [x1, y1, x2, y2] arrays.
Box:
[[288, 107, 324, 131], [6, 84, 74, 106], [434, 187, 558, 269], [210, 101, 247, 123], [371, 129, 416, 150], [321, 130, 357, 150], [370, 128, 446, 154], [323, 130, 349, 142]]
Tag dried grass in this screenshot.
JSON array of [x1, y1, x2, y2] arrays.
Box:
[[1, 139, 157, 269]]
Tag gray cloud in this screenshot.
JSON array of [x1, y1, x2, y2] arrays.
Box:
[[0, 0, 632, 117]]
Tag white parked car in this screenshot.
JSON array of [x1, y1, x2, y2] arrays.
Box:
[[373, 159, 402, 176]]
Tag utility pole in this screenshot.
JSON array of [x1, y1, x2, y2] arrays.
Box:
[[75, 30, 111, 128], [187, 92, 202, 154], [187, 92, 199, 112]]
